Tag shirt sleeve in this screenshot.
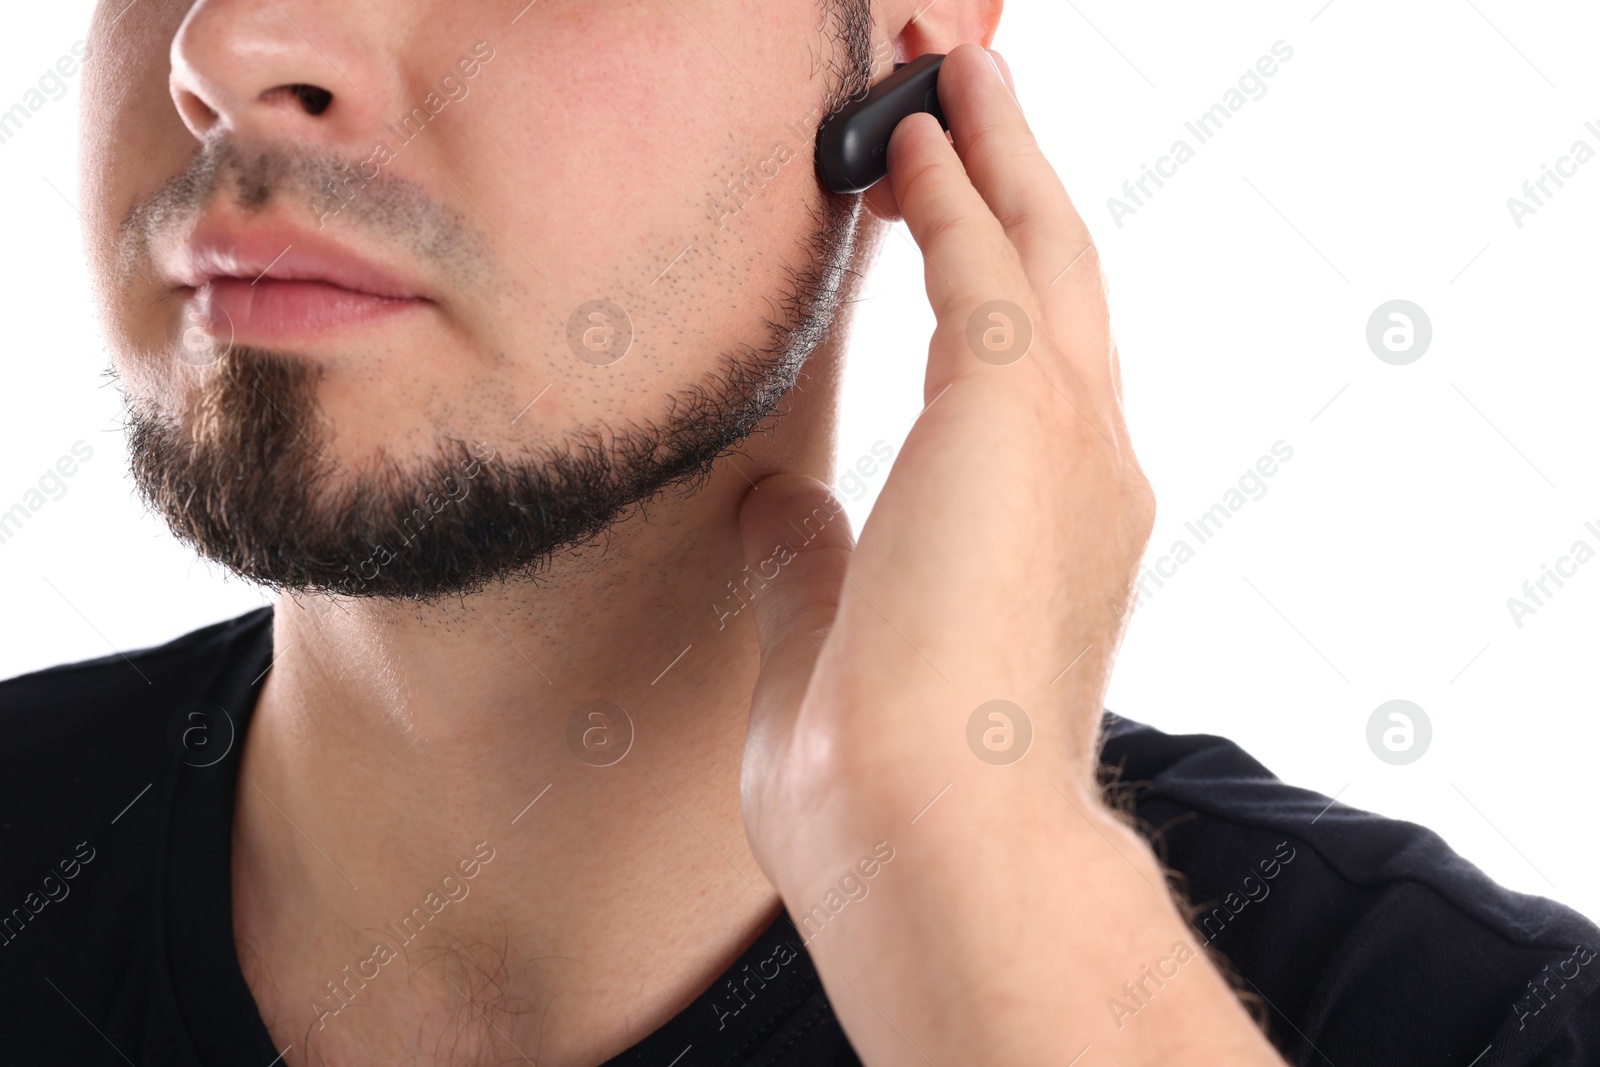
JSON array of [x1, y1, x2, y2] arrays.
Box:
[[1098, 713, 1600, 1067]]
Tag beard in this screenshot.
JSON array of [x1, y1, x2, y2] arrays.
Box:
[[125, 205, 855, 601]]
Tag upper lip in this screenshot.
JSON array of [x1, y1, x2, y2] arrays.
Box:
[[164, 220, 429, 301]]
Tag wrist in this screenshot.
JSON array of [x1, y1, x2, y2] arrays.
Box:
[[793, 781, 1281, 1066]]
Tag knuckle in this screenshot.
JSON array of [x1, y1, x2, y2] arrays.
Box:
[[1134, 479, 1157, 531], [896, 151, 947, 205], [961, 117, 1013, 163], [917, 205, 966, 254], [1123, 474, 1157, 547]]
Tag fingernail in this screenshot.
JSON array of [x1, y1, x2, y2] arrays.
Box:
[[986, 48, 1020, 108], [984, 48, 1005, 81]]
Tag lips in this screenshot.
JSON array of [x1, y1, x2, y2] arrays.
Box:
[[165, 224, 432, 347]]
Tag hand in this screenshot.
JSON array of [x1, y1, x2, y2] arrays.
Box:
[[738, 39, 1148, 910], [734, 43, 1284, 1067]]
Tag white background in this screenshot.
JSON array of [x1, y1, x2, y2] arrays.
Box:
[[2, 1, 1597, 925]]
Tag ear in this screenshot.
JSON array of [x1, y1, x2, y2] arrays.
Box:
[[889, 0, 1004, 60]]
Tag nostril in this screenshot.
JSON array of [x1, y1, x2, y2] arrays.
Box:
[[288, 84, 332, 116], [174, 90, 221, 135]]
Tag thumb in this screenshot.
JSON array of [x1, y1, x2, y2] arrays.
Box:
[[737, 473, 856, 736]]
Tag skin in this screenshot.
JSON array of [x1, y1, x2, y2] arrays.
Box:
[[80, 1, 1289, 1064]]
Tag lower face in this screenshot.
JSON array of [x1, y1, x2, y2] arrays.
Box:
[[79, 0, 882, 598]]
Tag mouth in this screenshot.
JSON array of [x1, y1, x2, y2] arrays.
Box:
[[165, 222, 434, 348]]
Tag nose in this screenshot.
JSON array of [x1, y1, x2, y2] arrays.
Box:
[[169, 0, 401, 147]]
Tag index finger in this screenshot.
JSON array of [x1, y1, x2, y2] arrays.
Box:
[[936, 46, 1112, 391], [885, 109, 1039, 386]]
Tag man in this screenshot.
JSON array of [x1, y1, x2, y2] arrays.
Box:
[[1, 0, 1595, 1064]]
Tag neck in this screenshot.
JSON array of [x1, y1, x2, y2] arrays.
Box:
[[231, 333, 852, 1064]]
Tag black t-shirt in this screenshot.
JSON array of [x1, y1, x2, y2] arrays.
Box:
[[1, 607, 1596, 1066]]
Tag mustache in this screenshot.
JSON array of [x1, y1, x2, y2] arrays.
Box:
[[115, 137, 487, 287]]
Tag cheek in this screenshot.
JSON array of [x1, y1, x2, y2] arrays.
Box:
[[448, 6, 837, 421], [81, 0, 199, 377], [484, 10, 821, 286]]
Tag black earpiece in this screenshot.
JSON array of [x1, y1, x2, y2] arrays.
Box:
[[816, 53, 948, 194]]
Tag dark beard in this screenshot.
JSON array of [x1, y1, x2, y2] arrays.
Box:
[[125, 198, 855, 602]]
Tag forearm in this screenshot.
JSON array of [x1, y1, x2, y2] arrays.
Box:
[[798, 781, 1287, 1067]]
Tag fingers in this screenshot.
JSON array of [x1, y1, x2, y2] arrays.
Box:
[[737, 474, 856, 743], [860, 49, 1016, 226], [938, 46, 1095, 293], [883, 44, 1125, 447], [885, 111, 1036, 365], [929, 46, 1116, 395]]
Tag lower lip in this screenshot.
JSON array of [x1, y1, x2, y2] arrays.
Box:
[[191, 278, 427, 346]]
